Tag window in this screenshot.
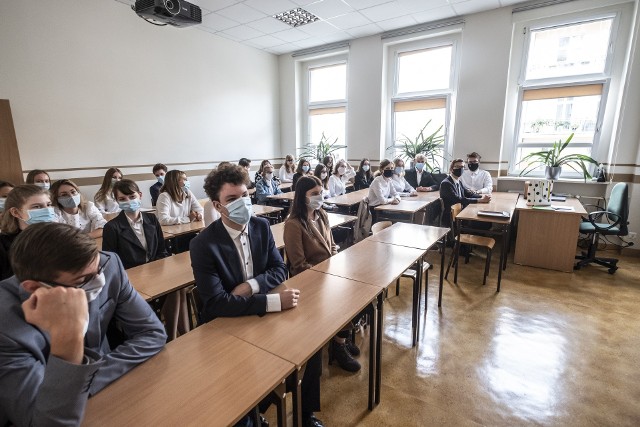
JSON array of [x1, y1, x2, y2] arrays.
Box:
[[304, 61, 347, 161], [511, 17, 615, 176], [387, 39, 458, 173]]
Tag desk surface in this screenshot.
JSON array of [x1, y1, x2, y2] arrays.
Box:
[[515, 197, 586, 215], [161, 220, 205, 237], [311, 239, 425, 289], [366, 223, 449, 251], [373, 199, 432, 213], [456, 195, 518, 224], [323, 189, 369, 206], [267, 192, 296, 201], [412, 191, 440, 203], [253, 204, 284, 216], [127, 252, 194, 300], [213, 269, 381, 367], [83, 325, 294, 427], [270, 213, 357, 250]]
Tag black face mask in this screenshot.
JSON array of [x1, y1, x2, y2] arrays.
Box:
[[452, 168, 463, 178], [383, 169, 394, 178], [468, 163, 479, 172]]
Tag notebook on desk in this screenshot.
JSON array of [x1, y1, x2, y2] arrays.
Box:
[[551, 195, 567, 202], [477, 210, 510, 218]]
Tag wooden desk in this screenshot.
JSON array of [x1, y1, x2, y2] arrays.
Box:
[[456, 193, 518, 291], [270, 213, 357, 250], [374, 200, 433, 224], [213, 269, 382, 413], [83, 325, 295, 427], [161, 220, 205, 237], [366, 223, 450, 308], [413, 191, 440, 203], [514, 198, 586, 272], [127, 252, 194, 300], [323, 189, 368, 213], [267, 192, 296, 203], [253, 204, 284, 222], [279, 182, 292, 192]]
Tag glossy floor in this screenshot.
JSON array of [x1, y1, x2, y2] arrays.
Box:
[[267, 249, 640, 426]]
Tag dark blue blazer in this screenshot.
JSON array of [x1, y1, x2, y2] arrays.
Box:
[[189, 216, 287, 321], [150, 182, 162, 206], [439, 175, 481, 226]]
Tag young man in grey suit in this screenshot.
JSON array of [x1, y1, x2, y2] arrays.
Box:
[[0, 223, 167, 427]]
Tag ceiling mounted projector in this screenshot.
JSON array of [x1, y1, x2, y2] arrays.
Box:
[[134, 0, 202, 28]]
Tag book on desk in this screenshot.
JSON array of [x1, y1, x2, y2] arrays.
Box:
[[477, 210, 511, 218]]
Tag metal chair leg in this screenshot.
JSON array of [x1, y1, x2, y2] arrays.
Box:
[[483, 249, 492, 286]]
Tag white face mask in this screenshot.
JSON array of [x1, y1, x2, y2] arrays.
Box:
[[265, 173, 273, 181], [83, 272, 107, 302], [306, 194, 324, 210], [338, 166, 346, 175], [320, 172, 328, 180]]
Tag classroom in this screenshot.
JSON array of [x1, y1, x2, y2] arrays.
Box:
[[1, 0, 639, 426]]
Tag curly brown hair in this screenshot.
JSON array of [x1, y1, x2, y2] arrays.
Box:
[[203, 165, 250, 202]]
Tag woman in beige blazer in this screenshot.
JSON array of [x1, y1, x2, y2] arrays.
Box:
[[284, 176, 361, 373]]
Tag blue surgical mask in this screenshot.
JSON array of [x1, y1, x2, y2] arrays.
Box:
[[224, 196, 253, 226], [183, 181, 191, 192], [394, 167, 403, 175], [157, 175, 165, 184], [0, 198, 5, 212], [35, 182, 50, 190], [302, 165, 310, 173], [59, 194, 81, 208], [118, 199, 141, 213], [362, 165, 370, 172], [415, 162, 425, 171], [24, 207, 57, 225]]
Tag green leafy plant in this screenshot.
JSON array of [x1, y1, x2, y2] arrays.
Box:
[[298, 132, 347, 162], [387, 120, 446, 172], [518, 133, 599, 181]]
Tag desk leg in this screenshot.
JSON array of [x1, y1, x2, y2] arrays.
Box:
[[287, 369, 302, 427], [438, 234, 446, 307], [412, 258, 423, 347], [497, 225, 507, 292], [503, 224, 510, 271], [368, 301, 376, 411], [375, 293, 384, 405]]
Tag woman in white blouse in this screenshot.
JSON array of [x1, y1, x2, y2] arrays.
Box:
[[278, 154, 296, 183], [51, 179, 107, 238], [94, 167, 123, 213], [367, 159, 401, 207], [328, 159, 355, 197], [391, 158, 418, 196], [156, 170, 204, 225]]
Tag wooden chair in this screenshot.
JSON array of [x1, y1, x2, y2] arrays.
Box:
[[445, 203, 495, 285]]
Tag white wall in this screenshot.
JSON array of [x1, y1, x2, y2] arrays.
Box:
[[0, 0, 280, 202]]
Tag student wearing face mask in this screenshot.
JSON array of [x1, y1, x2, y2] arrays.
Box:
[[0, 222, 166, 427], [292, 158, 312, 191], [0, 181, 15, 214], [94, 167, 123, 214], [354, 158, 374, 190], [390, 158, 418, 196], [440, 158, 491, 228], [328, 159, 355, 197], [156, 170, 203, 225], [25, 170, 52, 190], [0, 185, 57, 280], [190, 166, 306, 426], [405, 154, 439, 192], [279, 154, 296, 183], [255, 164, 282, 204], [460, 151, 493, 194], [52, 179, 106, 239], [149, 163, 167, 206], [368, 159, 401, 208]]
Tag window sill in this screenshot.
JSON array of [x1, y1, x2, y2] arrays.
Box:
[[498, 176, 609, 185]]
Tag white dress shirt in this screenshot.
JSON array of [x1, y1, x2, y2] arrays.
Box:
[[367, 176, 400, 206], [278, 166, 294, 183], [94, 195, 120, 214], [460, 168, 493, 194], [55, 202, 107, 233], [222, 221, 281, 312], [125, 213, 148, 260], [156, 191, 204, 225], [391, 175, 415, 195]]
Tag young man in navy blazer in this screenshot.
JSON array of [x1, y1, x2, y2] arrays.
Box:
[[190, 165, 324, 427], [439, 158, 491, 228]]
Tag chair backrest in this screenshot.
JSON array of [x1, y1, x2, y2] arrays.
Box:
[[371, 221, 393, 234], [607, 183, 629, 235], [450, 203, 462, 236]]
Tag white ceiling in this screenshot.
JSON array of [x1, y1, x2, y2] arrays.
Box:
[[116, 0, 531, 55]]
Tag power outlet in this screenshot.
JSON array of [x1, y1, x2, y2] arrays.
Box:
[[628, 231, 637, 240]]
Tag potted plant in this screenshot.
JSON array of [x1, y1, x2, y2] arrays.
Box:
[[518, 133, 599, 181], [387, 120, 446, 172], [298, 132, 347, 163]]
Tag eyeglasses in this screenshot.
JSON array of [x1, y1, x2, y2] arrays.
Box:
[[35, 252, 110, 289]]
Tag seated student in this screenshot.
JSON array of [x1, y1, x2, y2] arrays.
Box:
[[0, 181, 15, 213], [313, 164, 336, 211], [368, 159, 401, 208], [284, 176, 360, 373], [390, 158, 418, 196], [25, 170, 51, 190], [102, 179, 188, 341], [255, 163, 282, 204], [460, 151, 493, 194], [405, 154, 440, 192], [354, 158, 374, 190], [51, 179, 106, 238], [279, 154, 296, 183], [328, 159, 355, 197], [0, 185, 57, 280], [322, 155, 334, 175], [0, 223, 166, 427], [440, 158, 491, 227], [94, 168, 123, 214], [292, 158, 312, 191], [149, 163, 167, 206], [238, 158, 255, 189], [156, 170, 203, 225], [190, 166, 316, 426], [255, 159, 280, 186]]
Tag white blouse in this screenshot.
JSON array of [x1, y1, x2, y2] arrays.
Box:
[[328, 171, 354, 197], [203, 200, 221, 227], [367, 176, 400, 207], [278, 165, 294, 183], [391, 175, 416, 196], [94, 195, 120, 214], [156, 191, 204, 225], [55, 202, 107, 233]]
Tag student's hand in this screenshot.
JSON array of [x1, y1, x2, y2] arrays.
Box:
[[410, 191, 418, 197], [231, 282, 253, 297], [479, 194, 491, 203], [188, 211, 198, 222], [279, 288, 300, 310], [22, 286, 88, 364], [391, 198, 401, 205]]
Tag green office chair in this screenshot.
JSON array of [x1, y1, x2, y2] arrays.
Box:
[[575, 183, 630, 274]]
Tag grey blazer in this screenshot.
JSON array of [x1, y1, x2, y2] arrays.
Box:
[[0, 252, 167, 427]]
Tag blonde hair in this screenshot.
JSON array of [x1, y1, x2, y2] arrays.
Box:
[[51, 179, 88, 213]]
